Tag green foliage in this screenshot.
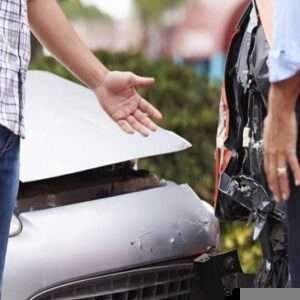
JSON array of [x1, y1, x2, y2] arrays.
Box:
[[221, 222, 263, 274], [30, 51, 261, 273], [59, 0, 112, 21]]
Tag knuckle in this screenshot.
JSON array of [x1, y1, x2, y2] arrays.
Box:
[[269, 174, 276, 181], [113, 111, 123, 120], [129, 118, 137, 126], [268, 183, 275, 192], [123, 109, 131, 116], [269, 178, 277, 187], [136, 112, 144, 121], [127, 71, 133, 78], [128, 72, 135, 81], [118, 120, 125, 126]]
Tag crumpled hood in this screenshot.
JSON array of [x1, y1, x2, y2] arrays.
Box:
[[3, 183, 219, 300], [21, 71, 191, 183]]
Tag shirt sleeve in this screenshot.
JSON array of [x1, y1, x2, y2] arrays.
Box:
[[269, 0, 300, 82]]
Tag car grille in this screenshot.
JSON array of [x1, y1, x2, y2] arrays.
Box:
[[31, 263, 196, 300]]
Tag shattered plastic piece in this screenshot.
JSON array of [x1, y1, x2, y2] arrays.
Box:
[[215, 2, 289, 288], [242, 127, 251, 148]]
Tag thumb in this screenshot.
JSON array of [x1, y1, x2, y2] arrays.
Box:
[[128, 73, 155, 88]]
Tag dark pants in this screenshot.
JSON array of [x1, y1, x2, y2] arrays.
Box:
[[0, 125, 20, 293], [285, 129, 300, 287], [286, 186, 300, 287]]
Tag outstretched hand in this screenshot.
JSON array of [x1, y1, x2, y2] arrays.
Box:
[[94, 71, 162, 136]]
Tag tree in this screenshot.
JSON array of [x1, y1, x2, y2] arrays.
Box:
[[31, 0, 111, 61], [134, 0, 185, 24], [133, 0, 185, 51], [60, 0, 112, 22]]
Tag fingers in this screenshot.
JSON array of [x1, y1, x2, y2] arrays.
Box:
[[113, 108, 130, 121], [127, 115, 149, 137], [277, 154, 290, 201], [134, 109, 158, 132], [118, 110, 158, 137], [287, 152, 300, 186], [112, 98, 139, 120], [128, 72, 155, 88], [139, 98, 163, 121], [266, 152, 281, 202], [117, 120, 134, 134], [264, 150, 300, 202]]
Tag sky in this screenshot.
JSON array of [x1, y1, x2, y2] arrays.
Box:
[[82, 0, 133, 20]]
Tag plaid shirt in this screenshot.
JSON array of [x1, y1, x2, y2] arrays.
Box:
[[0, 0, 31, 138]]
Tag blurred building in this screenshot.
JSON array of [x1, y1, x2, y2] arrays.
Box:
[[73, 0, 250, 82], [73, 20, 143, 53], [158, 0, 250, 82]]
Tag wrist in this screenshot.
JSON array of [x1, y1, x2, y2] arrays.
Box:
[[89, 67, 110, 91], [271, 72, 300, 103], [269, 82, 299, 116], [268, 104, 296, 129]]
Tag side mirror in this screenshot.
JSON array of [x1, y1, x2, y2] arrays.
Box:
[[9, 214, 22, 237]]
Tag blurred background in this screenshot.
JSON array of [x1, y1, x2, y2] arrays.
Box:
[[30, 0, 262, 273]]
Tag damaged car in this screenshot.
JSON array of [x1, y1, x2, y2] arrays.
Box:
[[3, 71, 246, 300], [215, 1, 289, 288]]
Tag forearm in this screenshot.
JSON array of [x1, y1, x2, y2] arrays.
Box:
[[28, 0, 108, 89], [269, 73, 300, 118]]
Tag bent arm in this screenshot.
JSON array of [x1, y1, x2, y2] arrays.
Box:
[[27, 0, 108, 89], [27, 0, 162, 137]]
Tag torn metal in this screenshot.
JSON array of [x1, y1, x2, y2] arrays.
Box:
[[215, 2, 290, 288]]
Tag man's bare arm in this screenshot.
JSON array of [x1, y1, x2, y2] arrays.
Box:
[[28, 0, 108, 89], [27, 0, 162, 136]]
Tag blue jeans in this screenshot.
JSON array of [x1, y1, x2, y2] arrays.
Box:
[[0, 125, 20, 291]]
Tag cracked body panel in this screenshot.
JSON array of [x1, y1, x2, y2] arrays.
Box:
[[3, 183, 219, 300], [215, 2, 290, 288]]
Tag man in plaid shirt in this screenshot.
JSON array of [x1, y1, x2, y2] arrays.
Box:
[[0, 0, 162, 294]]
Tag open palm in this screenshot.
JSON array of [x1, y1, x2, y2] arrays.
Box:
[[94, 71, 162, 136]]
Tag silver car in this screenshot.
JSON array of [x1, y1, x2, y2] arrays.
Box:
[[2, 71, 241, 300]]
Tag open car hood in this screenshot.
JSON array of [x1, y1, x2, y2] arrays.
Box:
[[20, 71, 191, 183]]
